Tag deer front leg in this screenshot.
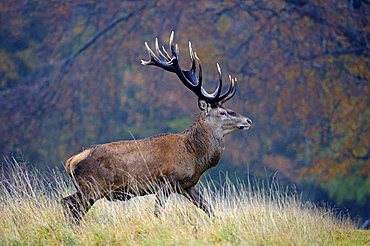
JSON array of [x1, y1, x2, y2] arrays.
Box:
[[154, 186, 171, 217], [184, 186, 214, 217]]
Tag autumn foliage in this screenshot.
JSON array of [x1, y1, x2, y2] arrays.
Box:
[[0, 1, 368, 218]]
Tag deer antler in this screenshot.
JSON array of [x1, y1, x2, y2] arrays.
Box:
[[141, 31, 236, 107]]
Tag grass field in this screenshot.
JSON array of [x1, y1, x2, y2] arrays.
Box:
[[0, 161, 368, 245]]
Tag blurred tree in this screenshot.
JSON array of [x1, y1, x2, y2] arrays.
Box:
[[0, 0, 368, 218]]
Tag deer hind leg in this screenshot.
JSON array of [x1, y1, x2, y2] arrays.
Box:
[[61, 191, 91, 224], [61, 184, 103, 224], [184, 186, 214, 218]]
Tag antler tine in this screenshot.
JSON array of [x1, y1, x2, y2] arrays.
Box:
[[161, 46, 171, 60], [155, 38, 169, 61], [219, 75, 236, 104], [142, 31, 237, 107], [202, 63, 222, 100], [141, 42, 159, 65], [199, 63, 222, 101], [215, 63, 223, 98], [175, 44, 180, 60], [194, 52, 203, 89], [189, 42, 196, 76], [141, 35, 177, 72], [169, 31, 176, 58]]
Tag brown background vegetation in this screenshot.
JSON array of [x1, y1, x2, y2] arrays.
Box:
[[0, 1, 368, 219]]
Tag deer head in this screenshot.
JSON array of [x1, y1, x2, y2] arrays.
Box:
[[141, 32, 252, 136]]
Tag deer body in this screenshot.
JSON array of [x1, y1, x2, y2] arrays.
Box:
[[67, 116, 223, 194], [61, 32, 252, 223]]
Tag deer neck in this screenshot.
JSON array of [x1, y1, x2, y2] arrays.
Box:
[[184, 115, 225, 170]]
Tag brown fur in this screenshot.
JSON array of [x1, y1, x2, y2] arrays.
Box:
[[66, 115, 222, 192], [61, 114, 234, 222], [61, 32, 252, 222]]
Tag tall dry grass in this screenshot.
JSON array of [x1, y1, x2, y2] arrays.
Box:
[[0, 159, 360, 245]]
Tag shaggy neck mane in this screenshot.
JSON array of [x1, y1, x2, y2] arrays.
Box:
[[183, 115, 225, 170]]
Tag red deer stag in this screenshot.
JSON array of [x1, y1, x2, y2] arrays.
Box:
[[61, 32, 252, 223]]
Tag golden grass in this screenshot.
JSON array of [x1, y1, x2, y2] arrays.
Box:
[[0, 160, 366, 245]]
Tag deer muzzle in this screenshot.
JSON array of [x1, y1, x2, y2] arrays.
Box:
[[237, 117, 252, 130]]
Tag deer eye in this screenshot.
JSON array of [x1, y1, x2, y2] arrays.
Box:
[[220, 111, 226, 116]]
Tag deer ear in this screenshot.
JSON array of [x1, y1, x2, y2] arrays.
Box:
[[198, 99, 208, 111]]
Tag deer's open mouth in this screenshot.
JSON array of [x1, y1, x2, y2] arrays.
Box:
[[238, 118, 252, 130], [238, 124, 251, 130]]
